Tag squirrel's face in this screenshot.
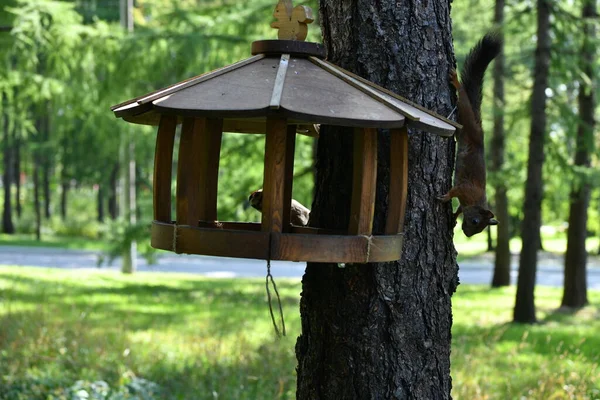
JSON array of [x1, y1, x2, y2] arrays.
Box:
[[461, 206, 498, 237]]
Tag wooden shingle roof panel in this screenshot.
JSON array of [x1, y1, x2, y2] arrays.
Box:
[[280, 57, 407, 127]]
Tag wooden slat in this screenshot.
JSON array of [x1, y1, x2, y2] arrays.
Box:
[[197, 118, 223, 221], [349, 128, 378, 235], [281, 125, 296, 232], [176, 118, 203, 226], [271, 233, 369, 263], [197, 221, 262, 231], [153, 115, 177, 222], [194, 221, 343, 235], [269, 54, 291, 109], [151, 222, 403, 262], [151, 222, 269, 259], [261, 118, 290, 233], [270, 233, 403, 263], [385, 127, 409, 234], [290, 226, 343, 235]]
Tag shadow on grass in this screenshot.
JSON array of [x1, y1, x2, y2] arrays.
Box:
[[0, 270, 300, 399], [0, 271, 300, 337], [453, 286, 600, 364]]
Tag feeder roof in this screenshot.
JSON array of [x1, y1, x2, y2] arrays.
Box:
[[112, 42, 458, 136]]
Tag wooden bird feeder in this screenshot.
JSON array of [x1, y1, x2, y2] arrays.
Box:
[[111, 0, 458, 264]]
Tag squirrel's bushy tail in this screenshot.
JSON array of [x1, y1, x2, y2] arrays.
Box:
[[461, 32, 502, 123]]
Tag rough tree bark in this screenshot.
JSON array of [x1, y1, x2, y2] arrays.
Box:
[[561, 0, 596, 309], [2, 98, 15, 234], [490, 0, 511, 287], [295, 1, 458, 398], [514, 0, 551, 323]]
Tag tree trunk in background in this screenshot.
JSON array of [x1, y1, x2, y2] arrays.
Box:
[[561, 0, 596, 309], [33, 156, 42, 241], [490, 0, 511, 287], [487, 227, 494, 251], [14, 136, 22, 218], [40, 114, 52, 220], [2, 101, 15, 234], [97, 185, 105, 223], [514, 0, 551, 323], [295, 2, 457, 398], [43, 160, 51, 219], [60, 180, 69, 219], [108, 162, 119, 219], [121, 139, 137, 274]]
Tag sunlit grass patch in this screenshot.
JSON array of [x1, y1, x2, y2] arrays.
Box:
[[452, 285, 600, 400], [0, 267, 598, 399]]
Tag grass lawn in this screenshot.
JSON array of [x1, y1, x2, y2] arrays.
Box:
[[0, 267, 598, 399]]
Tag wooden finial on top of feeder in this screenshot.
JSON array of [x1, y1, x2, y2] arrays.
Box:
[[271, 0, 314, 41]]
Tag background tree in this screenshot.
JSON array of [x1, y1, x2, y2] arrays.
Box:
[[295, 1, 457, 398], [561, 0, 597, 309], [490, 0, 511, 288], [514, 0, 552, 324]]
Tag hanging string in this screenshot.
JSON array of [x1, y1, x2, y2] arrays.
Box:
[[265, 236, 286, 337]]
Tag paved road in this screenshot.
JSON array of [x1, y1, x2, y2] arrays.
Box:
[[1, 245, 599, 289]]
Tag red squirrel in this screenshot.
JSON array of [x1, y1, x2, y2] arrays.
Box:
[[438, 33, 501, 237]]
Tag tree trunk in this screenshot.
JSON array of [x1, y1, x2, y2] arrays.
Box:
[[490, 0, 511, 287], [108, 162, 119, 220], [561, 0, 595, 309], [33, 156, 42, 241], [60, 180, 69, 219], [14, 136, 22, 218], [295, 2, 457, 398], [514, 0, 551, 324], [97, 184, 105, 223], [43, 160, 51, 220], [121, 139, 137, 274], [2, 102, 15, 234], [40, 114, 52, 220], [487, 226, 494, 252]]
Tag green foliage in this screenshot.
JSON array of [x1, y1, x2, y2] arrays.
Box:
[[452, 0, 600, 230], [97, 219, 158, 267], [0, 268, 599, 399]]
